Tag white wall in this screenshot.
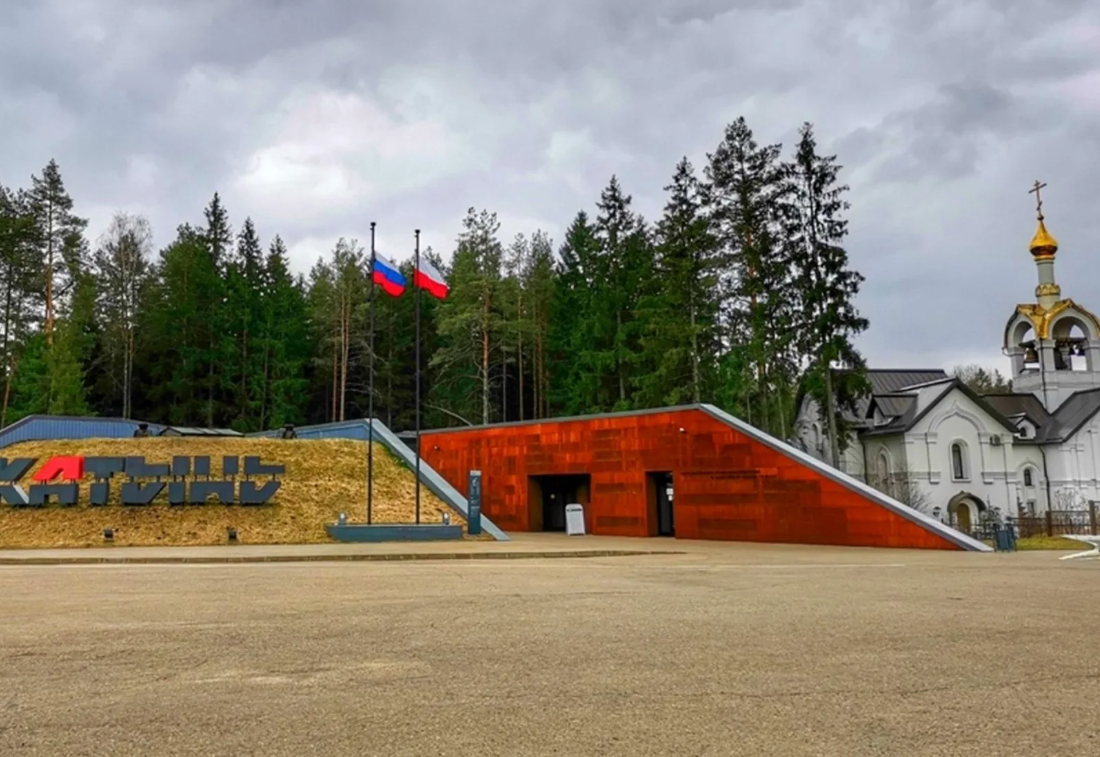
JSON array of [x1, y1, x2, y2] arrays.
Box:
[[794, 386, 1100, 519], [906, 387, 1023, 518], [1043, 414, 1100, 508], [794, 397, 864, 479]]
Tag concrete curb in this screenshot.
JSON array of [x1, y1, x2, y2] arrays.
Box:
[[0, 549, 685, 566]]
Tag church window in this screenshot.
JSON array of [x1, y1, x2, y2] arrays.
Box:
[[950, 443, 968, 481], [876, 452, 889, 484], [1023, 468, 1034, 487]]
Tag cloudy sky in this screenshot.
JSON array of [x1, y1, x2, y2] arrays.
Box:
[[3, 0, 1098, 373]]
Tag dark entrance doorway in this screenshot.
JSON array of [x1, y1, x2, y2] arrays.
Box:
[[647, 471, 674, 537], [528, 474, 590, 532]]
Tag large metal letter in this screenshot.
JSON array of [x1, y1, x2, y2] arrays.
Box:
[[189, 481, 234, 504], [0, 485, 30, 506], [124, 457, 169, 479], [29, 484, 79, 506], [33, 456, 85, 482], [121, 481, 165, 505], [90, 482, 110, 505], [0, 458, 36, 482], [239, 480, 280, 505], [84, 457, 125, 480], [168, 481, 187, 506]]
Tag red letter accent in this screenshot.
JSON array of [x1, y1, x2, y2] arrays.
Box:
[[33, 456, 85, 482]]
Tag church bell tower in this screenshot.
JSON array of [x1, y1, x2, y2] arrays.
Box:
[[1003, 181, 1100, 411]]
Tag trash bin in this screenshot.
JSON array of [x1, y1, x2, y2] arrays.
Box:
[[565, 503, 585, 536], [993, 524, 1016, 552]]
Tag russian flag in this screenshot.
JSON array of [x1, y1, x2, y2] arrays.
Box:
[[413, 258, 449, 300], [372, 253, 406, 297]]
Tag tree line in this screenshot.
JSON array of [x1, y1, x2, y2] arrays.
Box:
[[0, 118, 871, 463]]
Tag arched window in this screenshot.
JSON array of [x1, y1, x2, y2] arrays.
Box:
[[1023, 468, 1034, 487], [1051, 317, 1092, 372], [950, 443, 968, 481], [877, 452, 889, 484]]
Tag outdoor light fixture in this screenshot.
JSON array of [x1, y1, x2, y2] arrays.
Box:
[[337, 512, 348, 526], [103, 528, 114, 541], [679, 427, 686, 434], [227, 527, 238, 542], [442, 513, 451, 525]]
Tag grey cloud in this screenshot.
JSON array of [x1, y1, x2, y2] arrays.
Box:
[[2, 0, 1099, 374]]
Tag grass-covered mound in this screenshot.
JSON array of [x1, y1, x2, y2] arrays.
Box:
[[0, 437, 469, 548]]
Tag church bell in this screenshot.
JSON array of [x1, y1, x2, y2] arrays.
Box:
[[1023, 345, 1039, 363]]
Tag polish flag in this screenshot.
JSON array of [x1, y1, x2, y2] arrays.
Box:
[[413, 258, 449, 300]]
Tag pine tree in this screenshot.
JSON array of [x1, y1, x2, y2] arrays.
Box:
[[224, 217, 267, 429], [500, 234, 527, 422], [203, 192, 233, 268], [0, 118, 874, 438], [92, 211, 153, 418], [548, 211, 605, 414], [705, 117, 797, 436], [637, 157, 721, 406], [258, 236, 310, 428], [309, 238, 367, 423], [593, 176, 652, 411], [6, 273, 95, 419], [0, 184, 40, 425], [431, 208, 505, 425], [140, 224, 222, 424], [27, 160, 88, 345], [523, 230, 556, 419], [784, 123, 869, 464], [199, 193, 233, 425]]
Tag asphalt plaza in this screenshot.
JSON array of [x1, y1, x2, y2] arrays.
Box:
[[2, 538, 1098, 757]]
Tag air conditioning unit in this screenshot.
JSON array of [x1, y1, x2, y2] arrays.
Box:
[[990, 435, 1003, 446]]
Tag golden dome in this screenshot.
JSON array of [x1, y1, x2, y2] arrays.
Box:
[[1029, 217, 1058, 257]]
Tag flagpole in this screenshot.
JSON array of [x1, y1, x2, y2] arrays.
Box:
[[367, 221, 376, 525], [414, 229, 422, 525]]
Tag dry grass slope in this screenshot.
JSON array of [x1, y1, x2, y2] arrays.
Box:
[[0, 437, 477, 548]]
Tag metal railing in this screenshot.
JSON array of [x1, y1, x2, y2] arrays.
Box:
[[1013, 506, 1099, 538]]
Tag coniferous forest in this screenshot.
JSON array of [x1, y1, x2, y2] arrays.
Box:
[[0, 117, 870, 450]]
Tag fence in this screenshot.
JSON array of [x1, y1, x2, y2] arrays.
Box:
[[1014, 505, 1099, 538]]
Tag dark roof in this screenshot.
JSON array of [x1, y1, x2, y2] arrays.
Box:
[[982, 393, 1053, 427], [842, 369, 950, 425], [861, 378, 1021, 437], [804, 365, 1100, 445], [870, 394, 916, 419], [866, 370, 950, 394], [861, 379, 953, 435], [1040, 388, 1100, 442]]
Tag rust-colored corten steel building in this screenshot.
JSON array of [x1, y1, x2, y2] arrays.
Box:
[[419, 404, 987, 551]]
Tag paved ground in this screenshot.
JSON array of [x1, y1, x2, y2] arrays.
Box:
[[0, 532, 684, 564], [2, 540, 1098, 756]]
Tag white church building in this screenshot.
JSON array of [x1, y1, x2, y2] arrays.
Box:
[[795, 198, 1100, 532]]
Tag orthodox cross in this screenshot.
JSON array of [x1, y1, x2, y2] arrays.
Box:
[[1029, 180, 1047, 219]]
